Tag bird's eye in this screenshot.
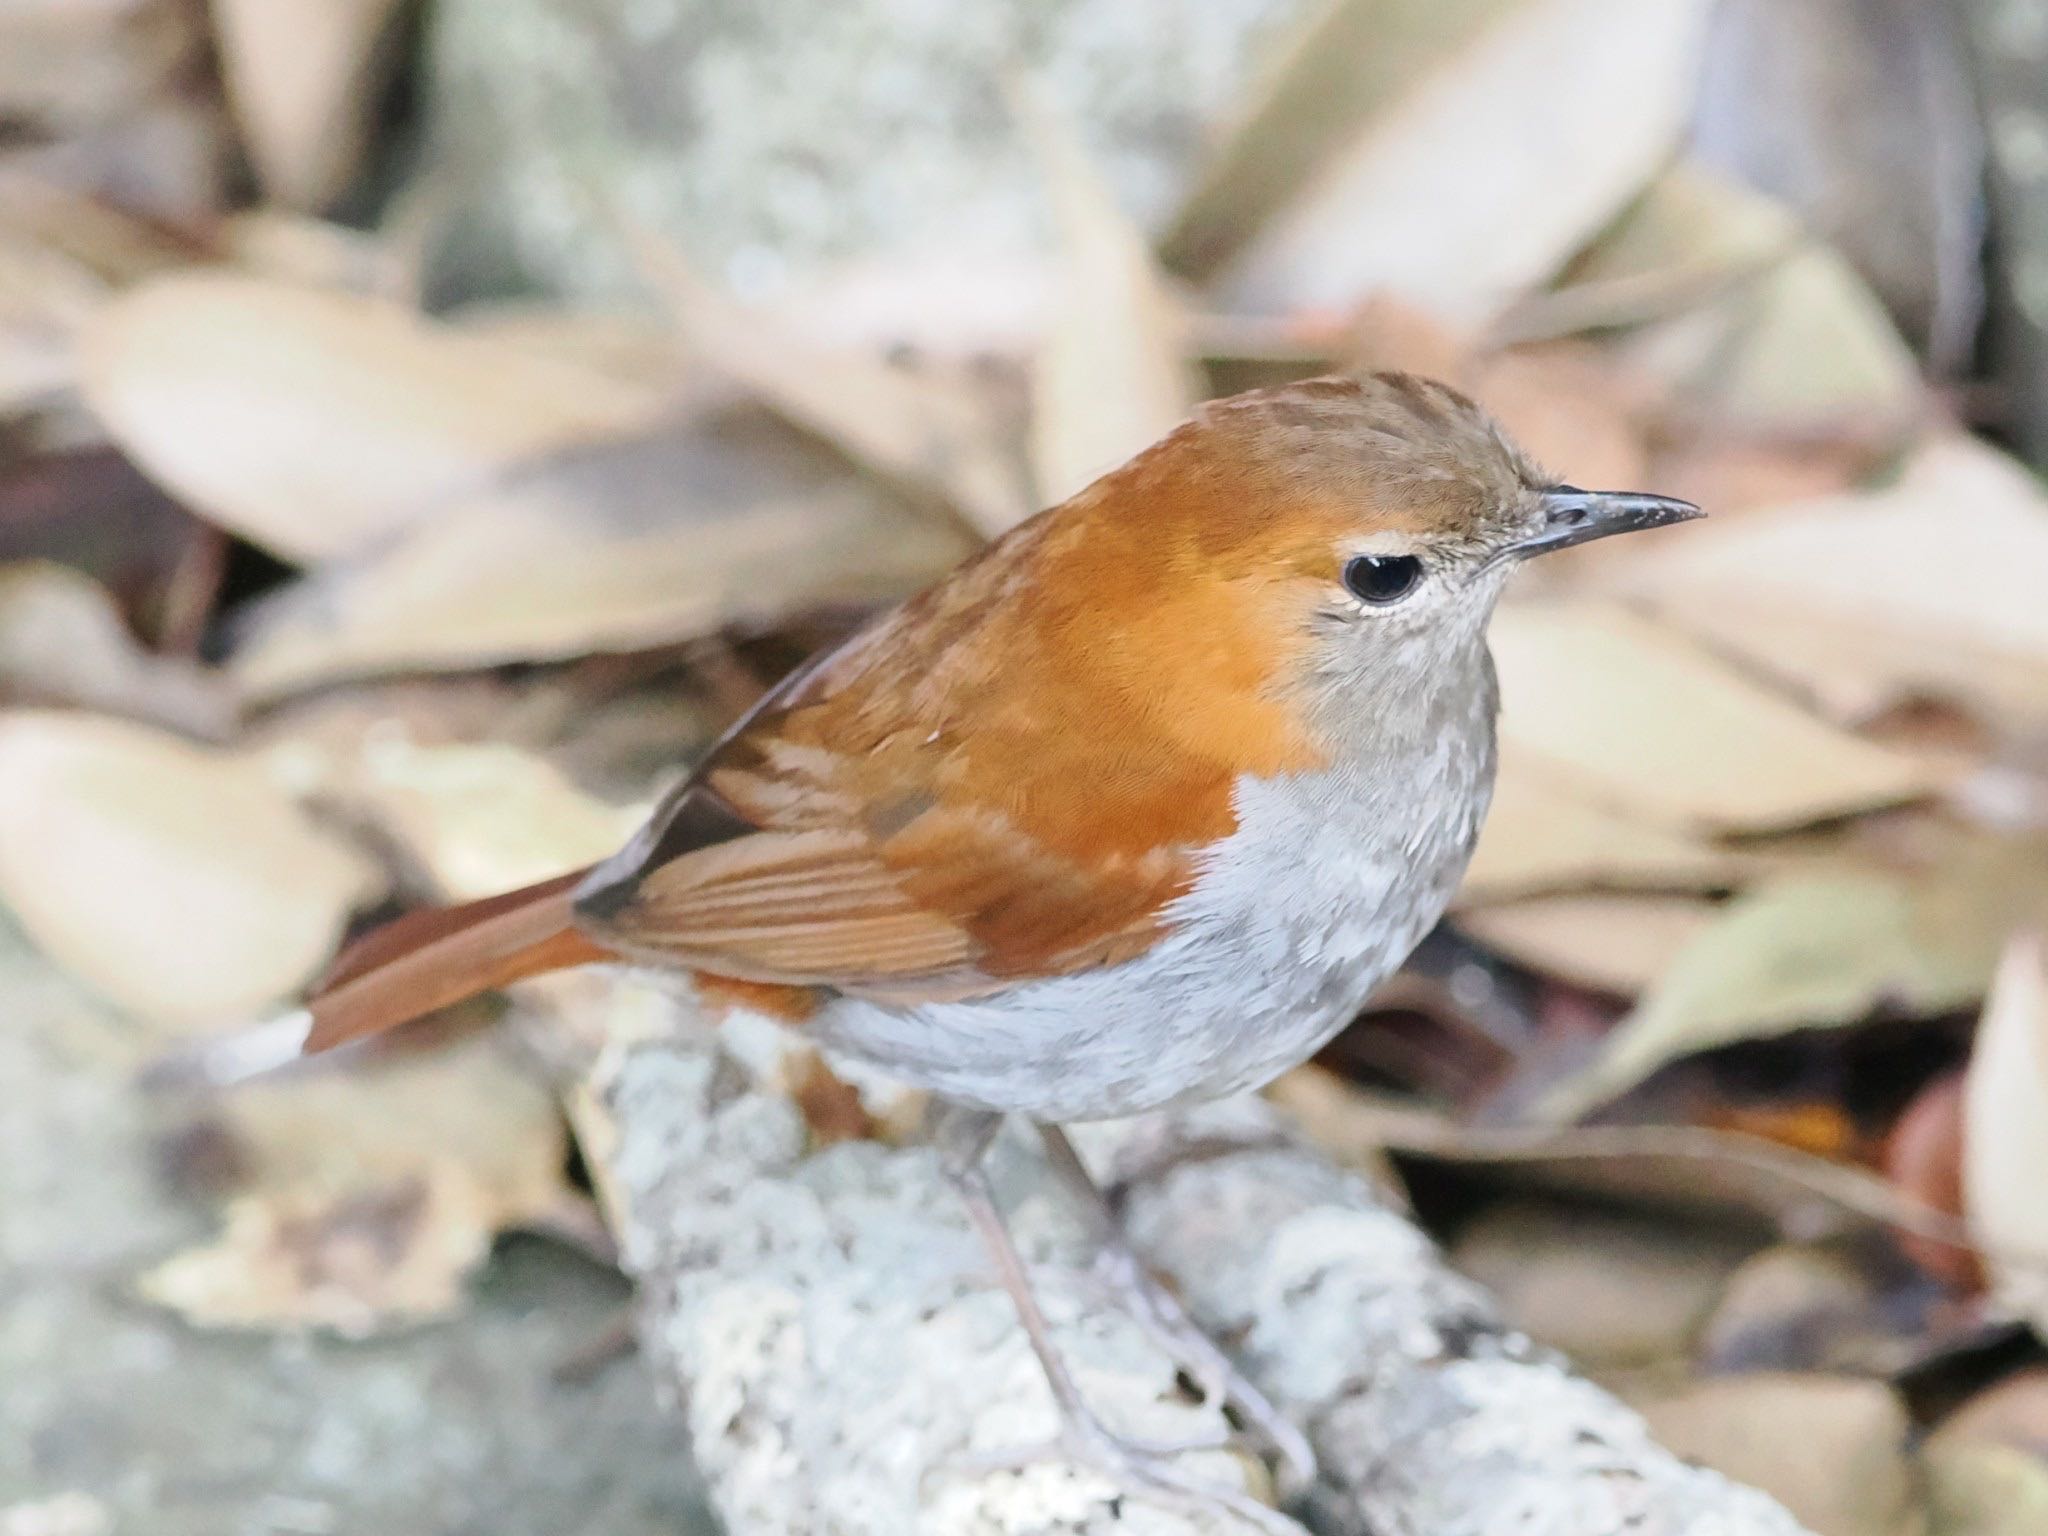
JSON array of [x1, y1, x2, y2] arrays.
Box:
[[1343, 554, 1423, 605]]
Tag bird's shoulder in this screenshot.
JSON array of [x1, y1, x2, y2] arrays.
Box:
[[574, 512, 1327, 999]]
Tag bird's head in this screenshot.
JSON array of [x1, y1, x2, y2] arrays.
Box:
[[1035, 372, 1699, 756]]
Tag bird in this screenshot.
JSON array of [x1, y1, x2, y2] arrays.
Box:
[[297, 371, 1699, 1527]]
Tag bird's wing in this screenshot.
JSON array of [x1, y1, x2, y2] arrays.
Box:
[[572, 523, 1322, 1002]]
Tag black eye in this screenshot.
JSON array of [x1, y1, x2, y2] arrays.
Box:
[[1343, 554, 1423, 605]]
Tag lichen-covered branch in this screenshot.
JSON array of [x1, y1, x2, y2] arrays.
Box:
[[566, 977, 1812, 1535]]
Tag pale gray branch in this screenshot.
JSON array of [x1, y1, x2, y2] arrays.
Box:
[[573, 978, 1813, 1535]]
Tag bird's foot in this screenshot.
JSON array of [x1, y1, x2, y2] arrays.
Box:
[[950, 1400, 1302, 1536], [1082, 1241, 1317, 1502]]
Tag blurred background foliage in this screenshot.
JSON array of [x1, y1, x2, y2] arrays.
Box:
[[5, 3, 2048, 1534]]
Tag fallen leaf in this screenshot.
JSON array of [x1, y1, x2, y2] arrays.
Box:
[[0, 171, 202, 418], [1450, 1198, 1752, 1367], [210, 0, 409, 210], [1572, 162, 1922, 429], [1611, 435, 2048, 730], [1700, 1242, 1941, 1378], [80, 274, 669, 563], [0, 0, 197, 135], [1022, 91, 1198, 503], [1205, 0, 1714, 322], [1883, 1070, 1980, 1289], [262, 729, 642, 901], [1541, 843, 2048, 1119], [1962, 934, 2048, 1338], [0, 710, 379, 1032], [1489, 599, 1940, 835], [0, 561, 233, 736], [1631, 1374, 1919, 1536], [1461, 745, 1748, 901], [1923, 1442, 2048, 1536], [1455, 891, 1718, 995], [140, 1032, 570, 1334], [1161, 0, 1524, 281], [622, 229, 1033, 536], [1270, 1067, 1967, 1243], [229, 410, 972, 696]]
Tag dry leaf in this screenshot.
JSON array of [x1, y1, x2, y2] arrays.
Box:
[[1162, 0, 1524, 281], [1611, 436, 2048, 730], [1631, 1374, 1919, 1536], [263, 730, 642, 901], [1461, 744, 1748, 901], [1450, 1199, 1751, 1367], [1023, 93, 1198, 504], [230, 412, 972, 696], [1209, 0, 1714, 321], [140, 1033, 569, 1334], [0, 710, 379, 1033], [1700, 1242, 1929, 1377], [0, 0, 196, 134], [1490, 599, 1940, 834], [623, 230, 1032, 537], [0, 171, 201, 417], [1270, 1067, 1964, 1242], [1923, 1442, 2048, 1536], [1573, 163, 1922, 428], [1962, 934, 2048, 1338], [1454, 891, 1718, 995], [0, 561, 233, 737], [1542, 848, 2047, 1120], [210, 0, 408, 210], [80, 274, 668, 563]]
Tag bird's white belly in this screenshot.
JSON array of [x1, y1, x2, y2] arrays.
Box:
[[811, 757, 1489, 1121]]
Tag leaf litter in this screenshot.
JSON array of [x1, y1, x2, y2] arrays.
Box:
[[5, 1, 2048, 1522]]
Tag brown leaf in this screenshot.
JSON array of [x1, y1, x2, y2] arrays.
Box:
[[1962, 934, 2048, 1338], [1450, 1199, 1752, 1367], [1461, 744, 1749, 902], [0, 710, 380, 1033], [209, 0, 409, 210], [1923, 1442, 2048, 1536], [139, 1033, 570, 1334], [1270, 1067, 1967, 1243], [1572, 162, 1922, 430], [622, 230, 1033, 537], [1611, 435, 2048, 730], [1489, 599, 1941, 835], [1022, 91, 1198, 504], [1631, 1374, 1919, 1536], [1201, 0, 1715, 321], [0, 561, 233, 736], [229, 412, 973, 696], [1541, 836, 2048, 1120], [1454, 891, 1718, 995], [261, 732, 641, 902], [79, 274, 669, 562]]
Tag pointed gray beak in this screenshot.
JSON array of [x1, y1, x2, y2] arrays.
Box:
[[1513, 485, 1703, 559]]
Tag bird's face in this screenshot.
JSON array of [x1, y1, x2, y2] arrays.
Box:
[[1114, 375, 1694, 742]]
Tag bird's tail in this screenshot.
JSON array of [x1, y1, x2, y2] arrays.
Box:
[[302, 867, 613, 1053]]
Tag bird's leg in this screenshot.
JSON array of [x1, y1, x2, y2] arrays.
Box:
[[932, 1107, 1303, 1534], [1037, 1124, 1317, 1500]]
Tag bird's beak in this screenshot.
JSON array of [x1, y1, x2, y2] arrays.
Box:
[[1512, 486, 1703, 560]]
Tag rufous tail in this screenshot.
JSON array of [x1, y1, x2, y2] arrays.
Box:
[[302, 867, 613, 1053]]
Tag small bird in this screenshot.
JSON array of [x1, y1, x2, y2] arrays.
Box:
[[300, 372, 1697, 1525]]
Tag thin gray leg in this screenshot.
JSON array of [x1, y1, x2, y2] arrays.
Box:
[[931, 1106, 1305, 1534], [1038, 1124, 1318, 1499]]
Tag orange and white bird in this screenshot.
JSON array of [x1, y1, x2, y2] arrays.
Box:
[[297, 372, 1698, 1522]]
